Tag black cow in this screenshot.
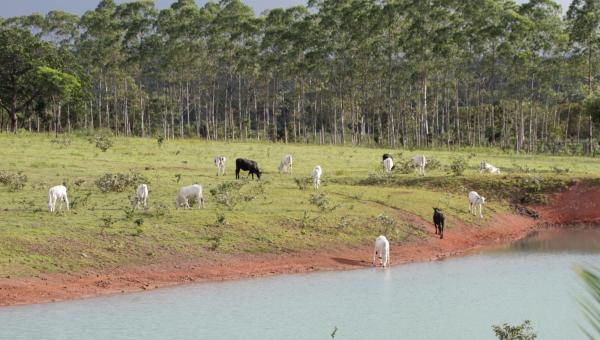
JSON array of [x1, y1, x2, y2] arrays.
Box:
[[235, 158, 261, 180], [382, 154, 396, 170], [433, 208, 444, 239]]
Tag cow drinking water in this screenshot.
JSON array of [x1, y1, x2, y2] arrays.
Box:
[[373, 235, 390, 268]]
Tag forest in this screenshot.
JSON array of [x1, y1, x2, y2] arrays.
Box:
[[1, 0, 600, 154]]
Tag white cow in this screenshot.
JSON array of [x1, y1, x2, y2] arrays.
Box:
[[373, 235, 390, 268], [311, 165, 322, 189], [278, 154, 293, 174], [132, 184, 148, 209], [176, 184, 204, 209], [480, 161, 500, 174], [383, 157, 394, 173], [48, 185, 69, 213], [468, 191, 486, 219], [412, 155, 427, 176], [214, 156, 227, 176]]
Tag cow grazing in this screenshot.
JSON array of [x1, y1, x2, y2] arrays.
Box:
[[412, 155, 427, 176], [278, 154, 293, 174], [468, 191, 486, 219], [383, 157, 394, 173], [176, 184, 204, 209], [382, 153, 396, 170], [235, 158, 261, 180], [373, 235, 390, 268], [214, 156, 227, 176], [48, 185, 69, 213], [433, 208, 444, 239], [311, 165, 322, 189], [479, 161, 500, 174], [132, 184, 148, 209]]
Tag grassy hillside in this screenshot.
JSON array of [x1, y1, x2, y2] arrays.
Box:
[[0, 132, 592, 278]]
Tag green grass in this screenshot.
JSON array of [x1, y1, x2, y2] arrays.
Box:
[[0, 132, 596, 278]]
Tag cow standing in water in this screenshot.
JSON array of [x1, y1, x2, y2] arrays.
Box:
[[433, 208, 445, 239]]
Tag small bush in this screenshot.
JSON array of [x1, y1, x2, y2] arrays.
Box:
[[397, 159, 414, 174], [123, 208, 136, 220], [294, 177, 311, 190], [0, 171, 27, 191], [70, 191, 91, 209], [95, 171, 149, 193], [91, 135, 113, 152], [309, 193, 331, 212], [427, 157, 442, 170], [209, 181, 246, 208], [449, 157, 467, 176], [100, 215, 116, 235], [157, 135, 165, 147]]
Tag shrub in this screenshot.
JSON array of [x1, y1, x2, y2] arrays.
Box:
[[95, 171, 149, 193], [0, 171, 27, 191], [294, 177, 311, 190], [449, 157, 467, 176], [157, 135, 165, 147], [397, 158, 414, 174], [209, 181, 246, 208], [427, 157, 442, 170], [91, 135, 113, 152], [70, 191, 91, 209], [309, 193, 330, 212]]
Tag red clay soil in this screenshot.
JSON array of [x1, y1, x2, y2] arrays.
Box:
[[1, 183, 598, 307]]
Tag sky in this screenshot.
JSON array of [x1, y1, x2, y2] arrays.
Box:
[[0, 0, 305, 17], [0, 0, 576, 18]]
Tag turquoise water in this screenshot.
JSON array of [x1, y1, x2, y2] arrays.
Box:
[[1, 228, 599, 340]]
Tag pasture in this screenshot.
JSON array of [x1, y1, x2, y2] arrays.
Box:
[[0, 132, 594, 278]]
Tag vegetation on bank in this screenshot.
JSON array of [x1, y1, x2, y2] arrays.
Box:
[[0, 133, 596, 278], [3, 0, 600, 154]]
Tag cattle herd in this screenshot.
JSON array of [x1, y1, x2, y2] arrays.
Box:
[[44, 151, 501, 269]]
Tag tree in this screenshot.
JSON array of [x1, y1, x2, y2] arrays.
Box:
[[492, 320, 538, 340], [567, 0, 600, 94], [36, 66, 81, 134], [0, 28, 57, 132]]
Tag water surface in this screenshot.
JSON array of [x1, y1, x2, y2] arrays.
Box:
[[1, 228, 599, 340]]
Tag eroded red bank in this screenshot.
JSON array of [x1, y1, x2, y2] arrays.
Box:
[[1, 183, 596, 307]]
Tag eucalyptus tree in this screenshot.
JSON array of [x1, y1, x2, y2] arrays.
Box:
[[567, 0, 600, 94], [113, 1, 157, 136], [209, 0, 256, 141], [79, 0, 124, 130]]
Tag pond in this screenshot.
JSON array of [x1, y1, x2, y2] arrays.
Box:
[[1, 227, 599, 340]]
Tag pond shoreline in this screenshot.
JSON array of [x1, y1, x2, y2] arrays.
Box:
[[1, 182, 598, 307]]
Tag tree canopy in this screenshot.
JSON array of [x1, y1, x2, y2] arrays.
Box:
[[1, 0, 600, 155]]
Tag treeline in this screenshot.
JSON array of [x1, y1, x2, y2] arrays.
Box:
[[2, 0, 600, 154]]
